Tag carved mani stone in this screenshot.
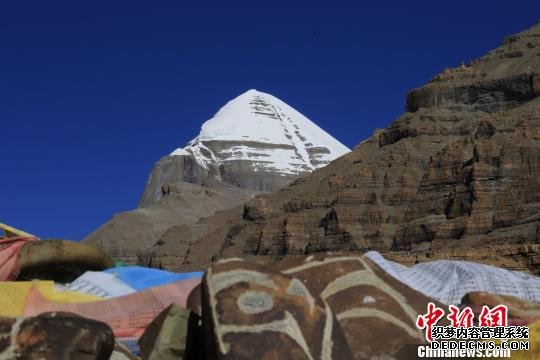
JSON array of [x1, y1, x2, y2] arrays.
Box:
[[275, 253, 439, 359], [200, 258, 353, 359]]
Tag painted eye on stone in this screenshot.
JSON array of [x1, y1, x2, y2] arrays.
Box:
[[237, 291, 274, 314]]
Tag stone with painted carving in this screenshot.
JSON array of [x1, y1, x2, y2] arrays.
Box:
[[0, 312, 114, 360], [275, 253, 442, 359], [200, 258, 354, 359]]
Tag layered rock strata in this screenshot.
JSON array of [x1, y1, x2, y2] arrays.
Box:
[[168, 23, 540, 274]]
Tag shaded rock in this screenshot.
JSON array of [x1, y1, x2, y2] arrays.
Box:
[[17, 240, 113, 283], [186, 284, 202, 316], [184, 283, 206, 359], [138, 304, 190, 360], [139, 155, 211, 208], [84, 180, 259, 265], [378, 126, 418, 147], [185, 312, 205, 360], [201, 258, 354, 359], [0, 312, 114, 360], [242, 198, 269, 221], [137, 225, 198, 271], [406, 73, 537, 113]]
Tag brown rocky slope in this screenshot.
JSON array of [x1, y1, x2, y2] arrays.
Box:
[[122, 23, 540, 274], [83, 180, 260, 264]]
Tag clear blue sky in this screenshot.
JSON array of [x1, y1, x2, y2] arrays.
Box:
[[1, 0, 538, 240]]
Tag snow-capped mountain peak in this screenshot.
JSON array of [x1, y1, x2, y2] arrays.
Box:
[[171, 89, 350, 175]]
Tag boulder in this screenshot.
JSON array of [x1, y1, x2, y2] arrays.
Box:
[[275, 253, 435, 359], [198, 253, 449, 359], [0, 312, 114, 360], [138, 304, 190, 360], [200, 258, 354, 359], [17, 240, 113, 283]]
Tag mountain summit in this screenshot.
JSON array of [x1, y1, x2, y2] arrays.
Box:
[[172, 89, 349, 174], [85, 89, 349, 263], [140, 89, 349, 206]]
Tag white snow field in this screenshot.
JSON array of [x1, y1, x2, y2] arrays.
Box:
[[170, 89, 350, 175]]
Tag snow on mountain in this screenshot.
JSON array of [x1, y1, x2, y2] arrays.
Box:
[[171, 89, 350, 175]]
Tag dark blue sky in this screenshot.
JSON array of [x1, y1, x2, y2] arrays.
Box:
[[1, 1, 538, 240]]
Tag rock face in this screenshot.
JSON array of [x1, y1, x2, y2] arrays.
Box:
[[140, 89, 350, 207], [0, 312, 114, 360], [165, 23, 540, 274], [197, 253, 440, 359]]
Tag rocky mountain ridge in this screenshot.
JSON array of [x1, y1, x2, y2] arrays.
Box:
[[149, 23, 540, 274]]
